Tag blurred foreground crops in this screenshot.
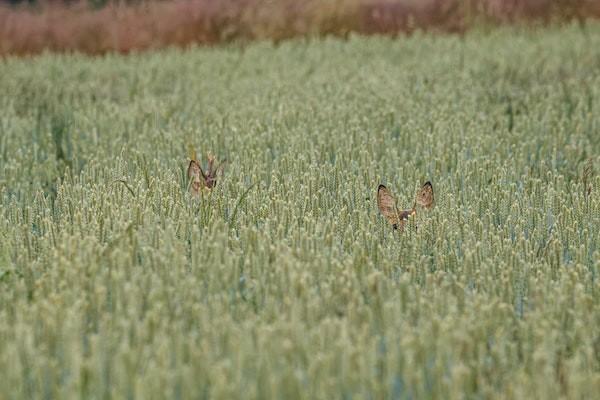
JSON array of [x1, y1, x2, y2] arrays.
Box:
[[1, 0, 600, 56], [0, 24, 599, 399]]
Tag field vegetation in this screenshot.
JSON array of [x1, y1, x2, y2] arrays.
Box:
[[0, 24, 599, 398]]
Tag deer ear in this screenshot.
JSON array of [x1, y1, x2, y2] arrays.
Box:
[[377, 184, 400, 228], [416, 181, 434, 209], [187, 160, 198, 179], [206, 153, 216, 174], [216, 160, 227, 177], [187, 160, 206, 179]]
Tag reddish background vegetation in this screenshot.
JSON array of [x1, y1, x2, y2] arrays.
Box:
[[1, 0, 599, 56]]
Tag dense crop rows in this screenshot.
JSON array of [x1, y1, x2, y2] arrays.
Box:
[[0, 25, 599, 399]]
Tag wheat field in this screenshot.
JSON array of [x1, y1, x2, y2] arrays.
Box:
[[0, 25, 599, 399]]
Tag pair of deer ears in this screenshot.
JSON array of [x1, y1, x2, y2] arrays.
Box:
[[377, 181, 434, 209], [187, 155, 226, 194], [377, 181, 434, 229], [187, 157, 226, 180]]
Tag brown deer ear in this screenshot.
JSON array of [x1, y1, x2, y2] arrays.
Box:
[[187, 160, 206, 180], [206, 153, 216, 175], [187, 160, 199, 179], [416, 181, 434, 209], [202, 158, 225, 190], [215, 159, 227, 177], [377, 184, 400, 228]]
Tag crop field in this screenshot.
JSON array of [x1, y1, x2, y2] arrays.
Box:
[[0, 25, 599, 399]]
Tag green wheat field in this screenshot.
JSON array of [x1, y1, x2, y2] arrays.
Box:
[[1, 25, 599, 399]]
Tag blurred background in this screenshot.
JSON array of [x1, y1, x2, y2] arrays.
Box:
[[1, 0, 599, 56]]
